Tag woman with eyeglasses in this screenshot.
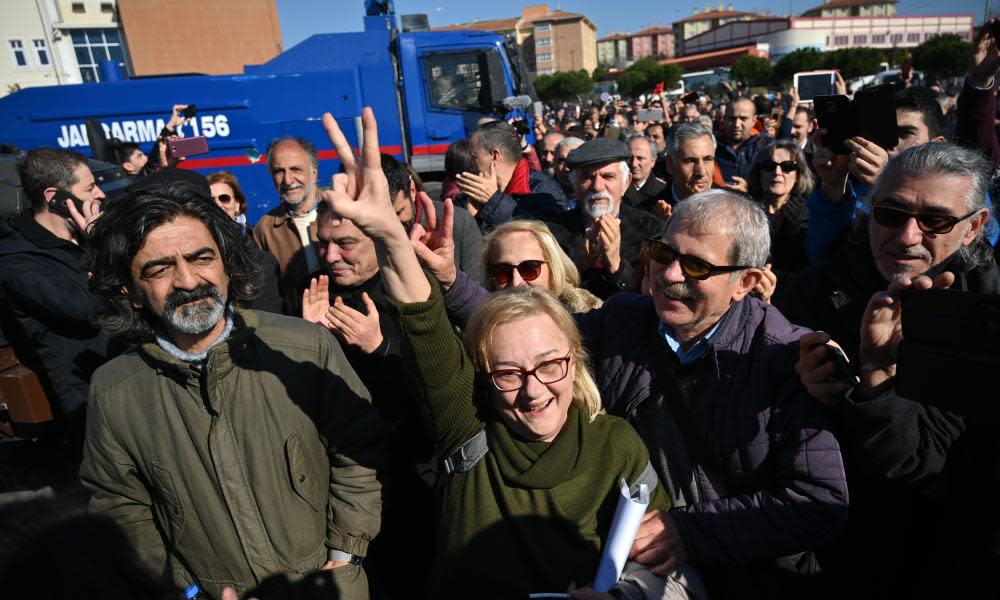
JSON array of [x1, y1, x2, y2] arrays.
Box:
[[207, 171, 250, 237], [747, 140, 816, 271], [321, 109, 702, 600], [483, 220, 602, 313]]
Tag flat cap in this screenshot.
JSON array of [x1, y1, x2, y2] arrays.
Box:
[[565, 137, 631, 169]]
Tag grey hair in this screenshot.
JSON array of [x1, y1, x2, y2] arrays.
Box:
[[626, 134, 658, 158], [556, 136, 585, 153], [266, 136, 319, 173], [873, 142, 993, 270], [670, 189, 771, 270], [667, 122, 716, 156]]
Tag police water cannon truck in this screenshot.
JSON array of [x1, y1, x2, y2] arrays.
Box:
[[0, 0, 538, 224]]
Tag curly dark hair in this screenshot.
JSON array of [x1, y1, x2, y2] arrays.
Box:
[[87, 182, 262, 343]]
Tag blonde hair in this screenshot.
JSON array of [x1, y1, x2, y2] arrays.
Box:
[[463, 286, 604, 423], [483, 220, 602, 311]]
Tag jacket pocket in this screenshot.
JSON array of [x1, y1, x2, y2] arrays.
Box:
[[151, 462, 185, 541], [285, 433, 325, 513]]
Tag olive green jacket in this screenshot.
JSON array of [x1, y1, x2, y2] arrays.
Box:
[[80, 309, 384, 599]]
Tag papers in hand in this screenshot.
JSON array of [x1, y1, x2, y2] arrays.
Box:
[[592, 478, 651, 593]]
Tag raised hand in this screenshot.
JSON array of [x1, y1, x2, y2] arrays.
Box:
[[409, 194, 458, 288], [302, 275, 333, 329], [327, 293, 384, 354], [596, 215, 622, 274], [971, 19, 1000, 87], [845, 136, 888, 188], [455, 162, 499, 207]]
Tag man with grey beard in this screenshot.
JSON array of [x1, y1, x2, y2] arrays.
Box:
[[254, 136, 323, 315], [525, 137, 664, 298], [80, 182, 384, 600]]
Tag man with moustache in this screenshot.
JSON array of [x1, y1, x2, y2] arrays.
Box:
[[253, 137, 323, 314], [574, 190, 847, 597], [533, 137, 664, 298], [80, 182, 384, 600], [538, 131, 565, 176]]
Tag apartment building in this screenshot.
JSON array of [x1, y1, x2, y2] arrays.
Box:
[[802, 0, 896, 18], [673, 4, 756, 56]]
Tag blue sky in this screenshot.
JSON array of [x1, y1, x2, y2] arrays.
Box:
[[277, 0, 990, 48]]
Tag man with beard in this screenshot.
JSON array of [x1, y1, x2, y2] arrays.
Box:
[[553, 136, 584, 197], [537, 137, 664, 298], [774, 142, 997, 597], [80, 182, 384, 600], [538, 131, 565, 176], [253, 137, 323, 314], [715, 97, 771, 186]]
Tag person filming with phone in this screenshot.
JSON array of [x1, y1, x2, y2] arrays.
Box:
[[0, 147, 109, 451]]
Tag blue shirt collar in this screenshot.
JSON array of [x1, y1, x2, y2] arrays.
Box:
[[659, 318, 723, 365]]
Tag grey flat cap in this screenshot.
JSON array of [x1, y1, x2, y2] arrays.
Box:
[[565, 137, 632, 169]]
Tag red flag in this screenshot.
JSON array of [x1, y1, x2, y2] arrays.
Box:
[[653, 81, 664, 94]]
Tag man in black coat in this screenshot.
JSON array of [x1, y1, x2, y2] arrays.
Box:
[[623, 134, 671, 217], [775, 142, 998, 598], [0, 148, 110, 444]]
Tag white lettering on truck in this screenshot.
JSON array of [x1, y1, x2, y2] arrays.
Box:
[[56, 114, 231, 148]]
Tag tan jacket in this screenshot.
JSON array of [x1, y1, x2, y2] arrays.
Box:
[[253, 205, 319, 314], [80, 309, 384, 599]]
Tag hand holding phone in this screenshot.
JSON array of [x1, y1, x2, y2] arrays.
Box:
[[168, 135, 209, 160], [48, 188, 84, 219]]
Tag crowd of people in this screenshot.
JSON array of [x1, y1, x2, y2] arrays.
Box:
[[2, 22, 1000, 600]]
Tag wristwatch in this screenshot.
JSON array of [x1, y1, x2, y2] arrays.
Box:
[[328, 549, 363, 565]]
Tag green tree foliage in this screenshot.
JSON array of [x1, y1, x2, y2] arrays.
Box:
[[772, 47, 826, 85], [592, 65, 610, 82], [824, 47, 883, 79], [533, 70, 595, 101], [730, 56, 773, 86], [912, 34, 972, 80], [617, 58, 682, 97]]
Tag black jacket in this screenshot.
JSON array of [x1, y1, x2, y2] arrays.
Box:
[[753, 194, 809, 273], [623, 176, 670, 216], [466, 170, 568, 232], [0, 212, 110, 419]]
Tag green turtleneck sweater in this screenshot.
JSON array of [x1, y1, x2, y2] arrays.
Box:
[[391, 283, 669, 599]]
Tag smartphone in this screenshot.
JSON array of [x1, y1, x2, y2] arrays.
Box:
[[168, 136, 209, 159], [48, 188, 85, 219], [852, 84, 898, 151], [794, 70, 837, 103], [814, 94, 853, 154], [825, 345, 857, 385], [638, 108, 664, 122], [181, 104, 197, 119], [681, 91, 700, 105], [897, 288, 1000, 420]]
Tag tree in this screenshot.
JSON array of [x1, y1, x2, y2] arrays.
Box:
[[824, 47, 883, 79], [772, 47, 826, 85], [617, 58, 681, 97], [532, 70, 594, 101], [912, 34, 971, 80], [592, 65, 610, 82], [730, 56, 773, 86]]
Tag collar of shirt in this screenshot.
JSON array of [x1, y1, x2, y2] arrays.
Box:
[[658, 318, 722, 365], [155, 305, 235, 363], [633, 177, 647, 191]]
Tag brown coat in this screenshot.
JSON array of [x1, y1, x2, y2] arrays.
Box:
[[252, 205, 319, 315]]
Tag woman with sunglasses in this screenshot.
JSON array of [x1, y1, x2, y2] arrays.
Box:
[[207, 171, 250, 237], [483, 220, 602, 312], [322, 109, 701, 600], [747, 140, 815, 271]]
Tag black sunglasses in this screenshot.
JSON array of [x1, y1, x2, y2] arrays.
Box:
[[213, 193, 235, 204], [489, 260, 547, 286], [760, 160, 798, 174], [871, 201, 980, 235], [647, 239, 753, 280]]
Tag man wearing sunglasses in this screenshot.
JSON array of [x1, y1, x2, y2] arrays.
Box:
[[574, 190, 847, 596], [774, 142, 998, 597]]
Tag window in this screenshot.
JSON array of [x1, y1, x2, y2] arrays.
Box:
[[834, 35, 848, 45], [535, 22, 550, 33], [853, 35, 867, 44], [101, 2, 114, 12], [536, 53, 552, 62], [538, 67, 555, 75], [872, 34, 885, 43], [960, 30, 972, 40], [907, 33, 921, 42], [924, 33, 935, 41], [8, 39, 28, 69], [536, 38, 551, 47], [891, 33, 903, 44], [423, 51, 486, 111], [71, 28, 126, 83], [32, 39, 50, 68], [72, 2, 85, 12]]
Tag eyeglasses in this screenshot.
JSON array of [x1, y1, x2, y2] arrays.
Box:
[[647, 239, 753, 280], [488, 354, 572, 392], [489, 260, 547, 287], [760, 160, 799, 174], [213, 193, 235, 204], [870, 201, 980, 235]]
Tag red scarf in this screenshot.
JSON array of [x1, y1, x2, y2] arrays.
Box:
[[504, 158, 532, 196]]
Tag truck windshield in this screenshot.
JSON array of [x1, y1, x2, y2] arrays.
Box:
[[423, 53, 485, 111]]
